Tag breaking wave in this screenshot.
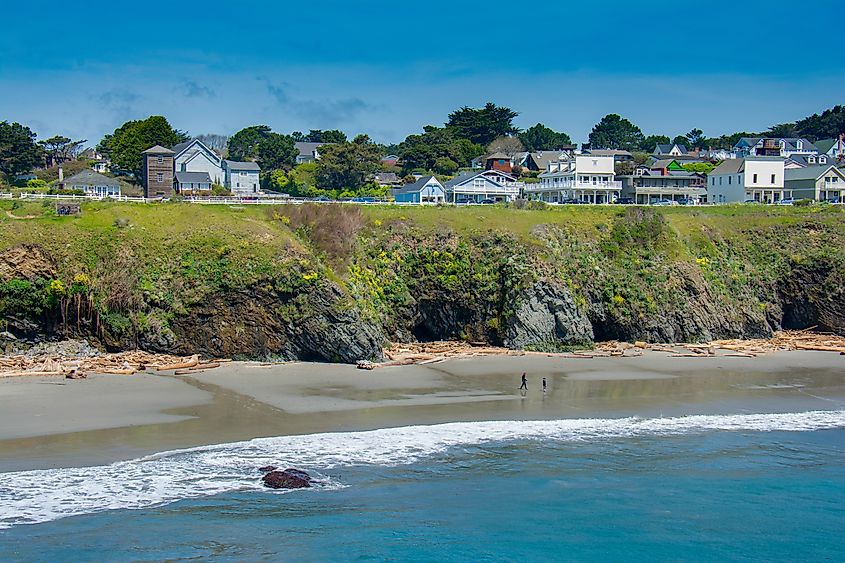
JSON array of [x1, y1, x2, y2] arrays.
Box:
[[1, 409, 843, 529]]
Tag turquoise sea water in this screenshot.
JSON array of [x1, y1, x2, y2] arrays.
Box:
[[1, 411, 844, 562]]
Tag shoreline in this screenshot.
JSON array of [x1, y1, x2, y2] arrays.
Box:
[[0, 349, 843, 472]]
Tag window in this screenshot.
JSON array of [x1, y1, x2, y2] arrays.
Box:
[[240, 171, 247, 176], [753, 173, 758, 183], [771, 174, 776, 184], [157, 156, 163, 164], [728, 176, 732, 185], [156, 172, 163, 183]]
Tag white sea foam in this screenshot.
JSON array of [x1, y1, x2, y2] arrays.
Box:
[[1, 409, 843, 529]]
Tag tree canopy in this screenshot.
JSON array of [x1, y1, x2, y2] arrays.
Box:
[[0, 121, 43, 178], [97, 116, 188, 177], [640, 135, 670, 152], [446, 102, 519, 146], [257, 132, 298, 172], [397, 126, 484, 173], [587, 114, 645, 151], [39, 135, 86, 166], [315, 134, 382, 190], [227, 125, 272, 161], [765, 106, 845, 141], [518, 123, 572, 151]]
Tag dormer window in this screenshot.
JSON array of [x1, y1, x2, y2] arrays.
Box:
[[808, 156, 815, 163], [796, 140, 803, 150]]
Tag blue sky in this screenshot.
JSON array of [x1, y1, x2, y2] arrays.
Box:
[[2, 0, 842, 146]]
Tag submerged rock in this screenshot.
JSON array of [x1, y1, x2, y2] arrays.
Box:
[[258, 465, 277, 473], [262, 468, 312, 489]]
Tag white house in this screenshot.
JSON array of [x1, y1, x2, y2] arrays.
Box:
[[526, 155, 620, 203], [173, 139, 224, 185], [654, 143, 689, 157], [223, 160, 261, 195], [443, 170, 523, 203], [295, 142, 322, 164], [707, 157, 788, 203], [65, 170, 121, 197]]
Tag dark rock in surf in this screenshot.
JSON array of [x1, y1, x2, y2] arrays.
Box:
[[262, 468, 312, 489]]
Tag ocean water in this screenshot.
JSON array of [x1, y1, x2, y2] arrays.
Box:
[[1, 411, 844, 562]]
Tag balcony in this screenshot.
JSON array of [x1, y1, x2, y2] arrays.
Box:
[[526, 181, 622, 192]]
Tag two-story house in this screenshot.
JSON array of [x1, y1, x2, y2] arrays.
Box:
[[619, 159, 706, 204], [295, 142, 323, 164], [784, 165, 845, 202], [733, 138, 819, 158], [223, 160, 260, 195], [707, 157, 788, 203], [173, 139, 224, 185], [654, 143, 689, 157], [526, 154, 620, 203]]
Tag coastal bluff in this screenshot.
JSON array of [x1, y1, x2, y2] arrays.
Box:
[[0, 202, 843, 363]]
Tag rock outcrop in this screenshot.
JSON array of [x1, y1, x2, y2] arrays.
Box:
[[262, 468, 312, 489], [502, 283, 593, 349]]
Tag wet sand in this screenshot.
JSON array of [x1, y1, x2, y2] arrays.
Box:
[[0, 351, 843, 472]]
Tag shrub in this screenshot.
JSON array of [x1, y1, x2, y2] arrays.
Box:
[[269, 204, 364, 267]]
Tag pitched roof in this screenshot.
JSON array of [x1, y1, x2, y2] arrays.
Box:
[[813, 139, 837, 153], [394, 176, 442, 194], [295, 142, 323, 157], [65, 170, 119, 186], [784, 165, 841, 181], [486, 152, 510, 160], [585, 149, 632, 157], [175, 171, 212, 184], [224, 160, 260, 171], [711, 159, 745, 175], [171, 141, 193, 155], [142, 145, 175, 155]]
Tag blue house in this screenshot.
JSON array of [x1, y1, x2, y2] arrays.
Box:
[[393, 176, 446, 204]]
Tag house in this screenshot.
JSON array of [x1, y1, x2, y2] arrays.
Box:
[[785, 153, 831, 169], [175, 171, 213, 195], [380, 154, 399, 167], [374, 172, 402, 188], [79, 148, 110, 173], [707, 157, 787, 203], [813, 136, 845, 159], [295, 142, 323, 164], [524, 150, 574, 172], [526, 155, 619, 203], [141, 145, 175, 197], [699, 148, 735, 161], [393, 176, 446, 204], [444, 170, 523, 203], [619, 160, 706, 204], [223, 160, 260, 195], [654, 143, 689, 157], [470, 155, 485, 169], [485, 153, 513, 173], [733, 138, 819, 158], [173, 139, 224, 185], [64, 170, 121, 197], [784, 165, 845, 202]]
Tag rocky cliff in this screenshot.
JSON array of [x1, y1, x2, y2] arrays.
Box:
[[1, 202, 843, 361]]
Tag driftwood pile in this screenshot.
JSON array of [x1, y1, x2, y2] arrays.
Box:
[[357, 330, 845, 369], [0, 349, 226, 379]]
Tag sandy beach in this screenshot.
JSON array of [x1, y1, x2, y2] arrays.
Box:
[[0, 350, 843, 472]]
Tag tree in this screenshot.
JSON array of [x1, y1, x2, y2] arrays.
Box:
[[587, 114, 645, 151], [433, 157, 458, 175], [227, 125, 272, 161], [195, 133, 228, 153], [640, 135, 670, 152], [446, 102, 519, 146], [685, 128, 706, 149], [672, 135, 689, 147], [487, 136, 525, 158], [38, 135, 86, 166], [398, 126, 484, 172], [257, 132, 298, 172], [0, 121, 43, 179], [97, 116, 188, 177], [682, 162, 715, 174], [315, 134, 382, 190], [518, 123, 572, 151]]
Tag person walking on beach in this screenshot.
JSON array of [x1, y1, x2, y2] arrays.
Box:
[[542, 377, 547, 393], [519, 372, 528, 390]]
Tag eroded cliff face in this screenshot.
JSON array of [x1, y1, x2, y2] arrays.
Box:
[[2, 206, 845, 362]]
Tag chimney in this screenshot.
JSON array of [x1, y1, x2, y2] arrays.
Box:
[[58, 166, 64, 190]]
